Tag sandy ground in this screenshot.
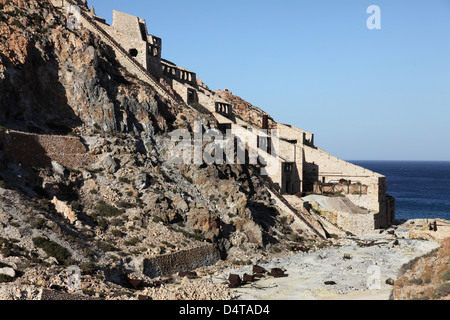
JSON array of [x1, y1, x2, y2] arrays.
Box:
[[214, 237, 440, 300]]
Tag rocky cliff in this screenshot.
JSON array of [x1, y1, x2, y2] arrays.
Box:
[[0, 0, 322, 300]]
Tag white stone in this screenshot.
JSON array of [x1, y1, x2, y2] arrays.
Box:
[[0, 267, 16, 278]]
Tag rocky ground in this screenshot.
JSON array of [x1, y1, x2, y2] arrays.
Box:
[[0, 0, 325, 300], [393, 236, 450, 300], [213, 236, 441, 300], [0, 0, 448, 301]]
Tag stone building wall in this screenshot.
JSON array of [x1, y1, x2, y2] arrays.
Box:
[[302, 144, 394, 228], [108, 10, 150, 71], [143, 244, 219, 278], [276, 123, 314, 146], [318, 209, 376, 236], [337, 211, 376, 236], [302, 145, 384, 211], [0, 130, 96, 169], [214, 89, 275, 129]]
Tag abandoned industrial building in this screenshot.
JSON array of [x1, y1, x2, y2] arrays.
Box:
[[52, 0, 395, 236]]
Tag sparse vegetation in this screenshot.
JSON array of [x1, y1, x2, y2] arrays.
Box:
[[161, 241, 175, 249], [96, 241, 117, 252], [111, 229, 125, 237], [409, 278, 423, 285], [80, 262, 97, 275], [39, 199, 52, 212], [124, 237, 140, 246], [9, 221, 20, 228], [232, 259, 252, 266], [398, 248, 440, 277], [182, 174, 193, 184], [118, 177, 131, 184], [31, 217, 46, 230], [96, 201, 123, 217], [32, 237, 71, 265], [443, 268, 450, 281], [0, 274, 14, 283], [70, 201, 80, 211], [11, 19, 24, 29], [436, 283, 450, 298], [117, 201, 135, 209]]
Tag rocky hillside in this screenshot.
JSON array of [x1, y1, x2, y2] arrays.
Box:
[[0, 0, 323, 300], [215, 89, 275, 128], [393, 237, 450, 300]]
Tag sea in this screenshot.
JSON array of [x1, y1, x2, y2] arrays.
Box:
[[349, 161, 450, 222]]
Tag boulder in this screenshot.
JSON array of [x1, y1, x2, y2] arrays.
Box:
[[51, 161, 66, 176], [134, 172, 149, 190], [101, 156, 119, 174], [188, 211, 220, 240], [51, 197, 78, 224], [0, 267, 15, 278], [243, 221, 263, 247]]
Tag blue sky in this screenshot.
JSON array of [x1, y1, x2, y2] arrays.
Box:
[[87, 0, 450, 161]]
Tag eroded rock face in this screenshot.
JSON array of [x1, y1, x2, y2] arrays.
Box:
[[0, 0, 164, 136], [0, 0, 322, 300]]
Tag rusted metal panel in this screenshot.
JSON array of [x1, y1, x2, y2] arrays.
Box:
[[243, 274, 255, 283], [269, 268, 286, 278], [178, 271, 197, 278], [129, 279, 144, 289], [228, 274, 242, 288], [252, 265, 267, 274]]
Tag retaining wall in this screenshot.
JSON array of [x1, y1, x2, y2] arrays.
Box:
[[0, 129, 96, 169], [143, 244, 219, 278]]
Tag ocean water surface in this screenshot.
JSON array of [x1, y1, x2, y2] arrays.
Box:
[[349, 161, 450, 221]]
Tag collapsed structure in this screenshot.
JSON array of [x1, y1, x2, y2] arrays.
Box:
[[52, 0, 395, 235]]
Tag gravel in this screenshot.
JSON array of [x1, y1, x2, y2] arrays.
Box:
[[215, 237, 440, 300]]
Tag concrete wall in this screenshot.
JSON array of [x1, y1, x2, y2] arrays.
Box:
[[109, 10, 149, 71], [315, 204, 377, 236], [197, 88, 217, 112], [277, 123, 314, 147], [147, 34, 162, 78], [337, 211, 376, 236], [143, 244, 219, 278], [302, 145, 384, 211], [162, 61, 196, 86]]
